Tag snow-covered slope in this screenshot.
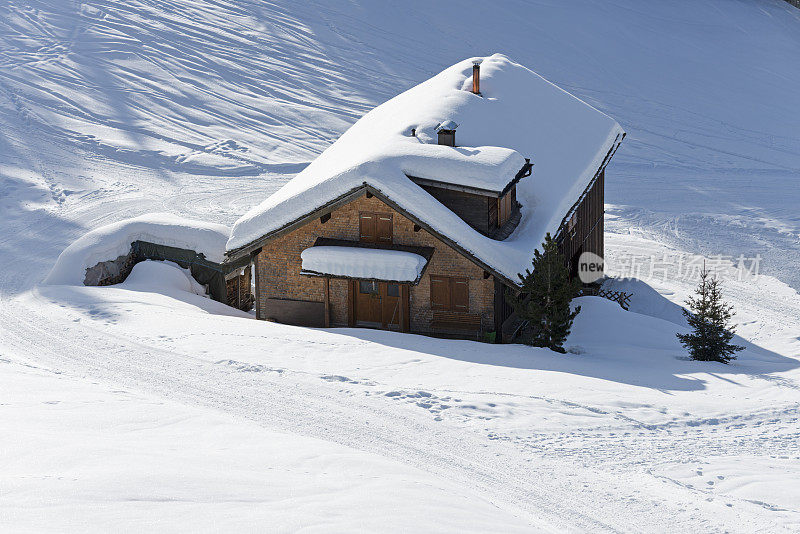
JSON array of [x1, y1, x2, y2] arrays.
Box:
[[3, 0, 799, 289], [1, 0, 800, 531]]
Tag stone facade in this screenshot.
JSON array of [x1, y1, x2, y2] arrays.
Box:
[[255, 193, 496, 337]]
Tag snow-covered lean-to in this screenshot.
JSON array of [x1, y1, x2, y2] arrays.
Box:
[[2, 2, 800, 532]]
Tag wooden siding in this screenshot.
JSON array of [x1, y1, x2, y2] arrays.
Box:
[[557, 170, 604, 278], [420, 184, 492, 236]]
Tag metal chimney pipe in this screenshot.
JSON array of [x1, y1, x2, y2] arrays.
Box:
[[472, 62, 480, 95]]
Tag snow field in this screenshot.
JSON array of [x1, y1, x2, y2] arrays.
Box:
[[0, 357, 534, 533], [5, 246, 797, 531]]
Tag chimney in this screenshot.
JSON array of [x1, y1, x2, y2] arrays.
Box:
[[435, 120, 458, 147], [472, 61, 480, 95]]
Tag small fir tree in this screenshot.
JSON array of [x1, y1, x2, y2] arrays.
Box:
[[507, 233, 581, 353], [676, 268, 744, 363]]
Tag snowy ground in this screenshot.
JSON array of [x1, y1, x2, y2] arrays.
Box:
[[2, 0, 800, 532], [1, 354, 533, 533]]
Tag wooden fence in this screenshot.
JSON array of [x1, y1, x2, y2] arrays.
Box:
[[581, 286, 632, 310]]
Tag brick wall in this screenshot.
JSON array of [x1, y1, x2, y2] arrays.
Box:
[[255, 193, 495, 336]]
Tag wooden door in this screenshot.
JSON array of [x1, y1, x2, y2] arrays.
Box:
[[355, 280, 382, 324], [353, 281, 406, 330], [381, 283, 401, 327]]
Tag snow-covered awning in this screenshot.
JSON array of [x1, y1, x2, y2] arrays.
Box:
[[300, 246, 429, 283]]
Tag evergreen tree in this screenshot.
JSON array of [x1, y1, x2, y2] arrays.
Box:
[[677, 268, 744, 363], [507, 233, 581, 353]]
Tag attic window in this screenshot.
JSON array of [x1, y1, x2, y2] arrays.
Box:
[[359, 212, 393, 243]]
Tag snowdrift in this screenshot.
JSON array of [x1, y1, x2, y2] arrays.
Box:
[[43, 213, 229, 286], [121, 260, 208, 296]]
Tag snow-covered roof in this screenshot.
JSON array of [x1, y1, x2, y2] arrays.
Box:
[[45, 213, 230, 286], [228, 54, 624, 283], [301, 246, 428, 283]]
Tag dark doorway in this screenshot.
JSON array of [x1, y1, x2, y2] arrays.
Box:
[[570, 245, 584, 280]]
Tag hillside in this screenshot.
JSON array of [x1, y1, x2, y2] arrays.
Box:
[[1, 0, 799, 531]]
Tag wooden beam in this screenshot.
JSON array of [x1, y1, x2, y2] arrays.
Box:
[[253, 253, 261, 320], [324, 277, 330, 328], [399, 284, 406, 332], [347, 280, 355, 327], [408, 175, 502, 198]]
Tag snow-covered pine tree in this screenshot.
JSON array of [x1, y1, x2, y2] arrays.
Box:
[[507, 232, 581, 353], [676, 268, 744, 363]]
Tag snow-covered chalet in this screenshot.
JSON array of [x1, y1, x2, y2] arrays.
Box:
[[224, 54, 624, 341]]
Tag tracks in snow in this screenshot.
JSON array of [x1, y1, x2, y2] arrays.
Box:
[[1, 293, 796, 532]]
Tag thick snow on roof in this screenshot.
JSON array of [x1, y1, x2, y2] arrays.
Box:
[[44, 213, 230, 286], [301, 246, 427, 282], [229, 54, 623, 282]]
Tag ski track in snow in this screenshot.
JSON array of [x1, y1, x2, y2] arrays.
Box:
[[2, 294, 798, 533], [2, 0, 800, 531]]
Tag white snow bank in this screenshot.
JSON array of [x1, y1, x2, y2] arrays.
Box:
[[121, 260, 207, 295], [229, 54, 623, 283], [301, 246, 427, 282], [43, 213, 229, 286]]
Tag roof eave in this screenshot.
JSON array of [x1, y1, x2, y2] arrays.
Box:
[[407, 160, 533, 199], [555, 131, 626, 242]]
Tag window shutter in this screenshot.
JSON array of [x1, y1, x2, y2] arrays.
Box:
[[376, 214, 393, 243], [499, 193, 512, 226], [451, 278, 469, 311], [359, 212, 375, 242], [430, 276, 450, 310]]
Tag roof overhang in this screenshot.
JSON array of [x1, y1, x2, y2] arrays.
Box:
[[555, 131, 626, 242], [407, 160, 533, 198]]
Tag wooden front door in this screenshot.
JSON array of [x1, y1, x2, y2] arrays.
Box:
[[353, 280, 406, 330]]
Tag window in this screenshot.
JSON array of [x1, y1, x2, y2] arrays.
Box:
[[359, 280, 378, 294], [430, 276, 469, 311], [359, 212, 393, 243], [387, 283, 400, 297], [498, 191, 513, 227]]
